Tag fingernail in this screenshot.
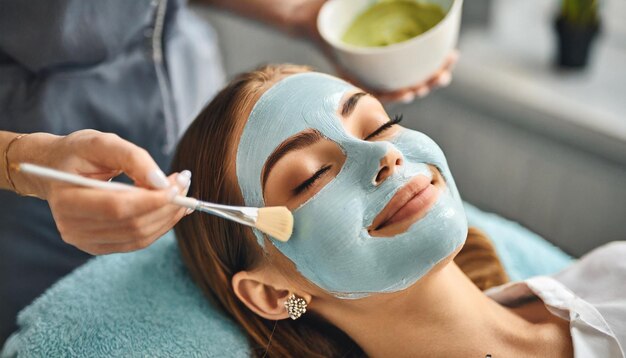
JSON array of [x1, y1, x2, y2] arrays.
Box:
[[176, 172, 190, 188], [400, 93, 415, 104], [180, 170, 192, 179], [148, 169, 170, 189], [168, 186, 179, 201], [416, 87, 430, 98], [185, 208, 194, 215], [181, 180, 191, 197], [437, 72, 452, 87]]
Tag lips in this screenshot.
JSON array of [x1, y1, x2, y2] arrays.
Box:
[[368, 172, 440, 236]]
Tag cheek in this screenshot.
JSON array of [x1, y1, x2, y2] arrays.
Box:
[[290, 174, 368, 257], [294, 185, 365, 239], [265, 243, 319, 291]]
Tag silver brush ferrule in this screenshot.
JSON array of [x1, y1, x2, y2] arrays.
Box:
[[195, 201, 259, 228]]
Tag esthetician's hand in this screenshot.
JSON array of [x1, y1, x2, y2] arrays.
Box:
[[366, 50, 458, 103], [209, 1, 456, 103], [330, 50, 459, 104], [293, 3, 458, 104], [6, 130, 190, 255]]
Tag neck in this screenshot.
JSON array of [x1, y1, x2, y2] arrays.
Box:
[[315, 262, 571, 357]]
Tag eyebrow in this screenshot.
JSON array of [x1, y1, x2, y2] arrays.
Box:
[[261, 129, 324, 190], [341, 92, 368, 117]]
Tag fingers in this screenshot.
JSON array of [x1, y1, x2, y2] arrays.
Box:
[[91, 205, 186, 254], [433, 71, 452, 88], [79, 132, 170, 189], [85, 183, 189, 243], [424, 50, 459, 89], [53, 185, 179, 220], [49, 171, 192, 255], [442, 49, 460, 70], [369, 50, 461, 104], [375, 90, 408, 103]]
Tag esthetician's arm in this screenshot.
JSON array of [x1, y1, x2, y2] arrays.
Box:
[[199, 0, 457, 103], [0, 130, 190, 255], [198, 0, 325, 37]]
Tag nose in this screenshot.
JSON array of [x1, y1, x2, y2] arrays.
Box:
[[373, 147, 403, 185]]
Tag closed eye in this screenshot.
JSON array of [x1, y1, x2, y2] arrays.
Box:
[[293, 164, 332, 195], [290, 114, 402, 197], [364, 114, 403, 140]]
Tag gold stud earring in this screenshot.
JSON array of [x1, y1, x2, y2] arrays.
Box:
[[284, 294, 307, 320]]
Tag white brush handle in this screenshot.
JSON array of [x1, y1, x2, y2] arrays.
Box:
[[18, 163, 197, 210], [17, 163, 281, 237], [171, 195, 199, 210]]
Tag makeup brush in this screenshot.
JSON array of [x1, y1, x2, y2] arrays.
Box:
[[171, 195, 293, 242], [14, 163, 293, 242]]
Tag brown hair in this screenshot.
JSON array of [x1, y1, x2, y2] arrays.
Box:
[[172, 64, 509, 357], [172, 64, 364, 357]]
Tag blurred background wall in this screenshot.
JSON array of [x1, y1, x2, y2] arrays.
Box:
[[191, 0, 626, 257]]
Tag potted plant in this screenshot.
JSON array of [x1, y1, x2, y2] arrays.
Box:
[[555, 0, 600, 69]]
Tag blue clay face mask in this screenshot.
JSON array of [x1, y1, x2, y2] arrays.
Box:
[[236, 73, 467, 298]]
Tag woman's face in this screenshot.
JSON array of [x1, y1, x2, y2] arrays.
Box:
[[236, 73, 467, 298]]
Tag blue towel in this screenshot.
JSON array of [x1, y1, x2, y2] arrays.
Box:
[[464, 204, 573, 281], [2, 203, 572, 357]]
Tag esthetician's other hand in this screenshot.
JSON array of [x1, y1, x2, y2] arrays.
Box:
[[292, 3, 458, 104], [353, 50, 458, 103], [206, 1, 455, 102], [5, 129, 190, 255], [329, 50, 459, 104]]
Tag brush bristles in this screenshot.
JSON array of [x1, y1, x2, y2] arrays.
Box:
[[256, 206, 293, 242]]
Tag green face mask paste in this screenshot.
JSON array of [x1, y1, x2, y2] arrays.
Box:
[[342, 1, 446, 47]]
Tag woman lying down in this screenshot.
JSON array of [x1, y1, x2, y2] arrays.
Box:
[[172, 65, 625, 358]]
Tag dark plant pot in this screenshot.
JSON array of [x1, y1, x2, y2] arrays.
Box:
[[554, 16, 600, 69]]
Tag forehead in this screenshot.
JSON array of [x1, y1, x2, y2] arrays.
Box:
[[236, 73, 355, 208], [252, 72, 354, 125]]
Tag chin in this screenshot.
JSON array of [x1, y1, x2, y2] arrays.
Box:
[[419, 240, 466, 281]]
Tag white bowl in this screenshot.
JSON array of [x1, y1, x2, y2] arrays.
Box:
[[317, 0, 463, 91]]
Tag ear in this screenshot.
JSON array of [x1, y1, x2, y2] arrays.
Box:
[[232, 269, 310, 320]]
